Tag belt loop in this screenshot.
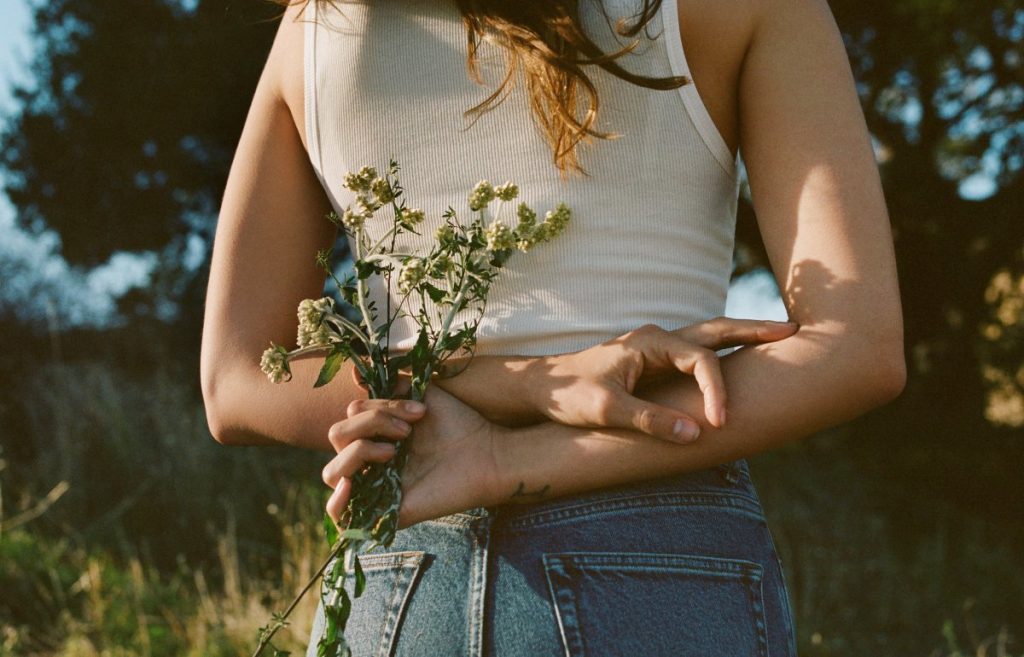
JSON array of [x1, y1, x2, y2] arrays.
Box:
[[720, 459, 741, 484]]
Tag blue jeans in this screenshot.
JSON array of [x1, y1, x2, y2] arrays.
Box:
[[306, 459, 798, 657]]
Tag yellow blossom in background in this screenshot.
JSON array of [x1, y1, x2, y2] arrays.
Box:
[[980, 267, 1024, 427]]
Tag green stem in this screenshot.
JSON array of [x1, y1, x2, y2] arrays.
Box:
[[250, 536, 351, 657], [353, 227, 381, 347]]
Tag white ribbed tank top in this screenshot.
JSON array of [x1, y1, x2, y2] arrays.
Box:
[[304, 0, 740, 357]]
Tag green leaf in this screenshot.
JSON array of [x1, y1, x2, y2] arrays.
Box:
[[340, 284, 358, 306], [315, 344, 348, 388], [323, 512, 339, 546], [423, 282, 446, 303], [355, 260, 376, 279], [340, 528, 372, 541], [338, 587, 352, 627], [354, 556, 366, 597]]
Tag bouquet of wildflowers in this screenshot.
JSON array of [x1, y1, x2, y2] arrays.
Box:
[[251, 159, 570, 657]]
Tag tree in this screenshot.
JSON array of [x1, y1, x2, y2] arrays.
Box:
[[0, 0, 283, 326]]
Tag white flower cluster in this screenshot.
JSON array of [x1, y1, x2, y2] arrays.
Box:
[[371, 177, 395, 204], [398, 258, 427, 293], [544, 202, 571, 235], [399, 207, 426, 229], [468, 180, 496, 211], [343, 166, 378, 193], [342, 207, 367, 230], [435, 224, 456, 244], [484, 221, 516, 252], [340, 166, 404, 230], [260, 344, 291, 383], [494, 182, 519, 201], [297, 296, 336, 348], [482, 200, 572, 254]]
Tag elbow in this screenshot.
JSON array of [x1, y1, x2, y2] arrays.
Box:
[[874, 348, 907, 403], [202, 391, 234, 446], [200, 364, 241, 447], [857, 333, 907, 407], [205, 405, 237, 446]]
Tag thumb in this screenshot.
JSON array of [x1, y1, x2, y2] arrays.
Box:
[[607, 393, 702, 443]]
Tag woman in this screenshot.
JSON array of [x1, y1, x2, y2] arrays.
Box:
[[200, 0, 905, 654]]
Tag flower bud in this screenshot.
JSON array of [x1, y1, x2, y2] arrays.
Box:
[[468, 180, 496, 211], [260, 343, 292, 383], [297, 297, 336, 348], [494, 182, 519, 201]]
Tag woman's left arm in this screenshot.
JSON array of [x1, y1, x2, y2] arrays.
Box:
[[474, 0, 906, 506]]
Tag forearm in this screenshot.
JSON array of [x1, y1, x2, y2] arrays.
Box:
[[432, 354, 548, 426], [487, 326, 905, 505], [205, 355, 368, 452]]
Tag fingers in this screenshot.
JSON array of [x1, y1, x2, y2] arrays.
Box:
[[321, 437, 398, 490], [621, 324, 727, 428], [322, 399, 428, 523], [666, 342, 728, 428], [328, 399, 426, 451], [629, 326, 728, 428], [674, 317, 799, 350], [605, 392, 702, 443], [326, 475, 352, 525]]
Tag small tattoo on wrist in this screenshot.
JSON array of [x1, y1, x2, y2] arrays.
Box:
[[509, 481, 551, 500]]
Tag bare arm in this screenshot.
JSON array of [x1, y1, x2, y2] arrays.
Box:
[[200, 4, 365, 451], [481, 0, 906, 504]]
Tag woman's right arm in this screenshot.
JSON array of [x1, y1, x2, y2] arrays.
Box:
[[200, 3, 365, 451]]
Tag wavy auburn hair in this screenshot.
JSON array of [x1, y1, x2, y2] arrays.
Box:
[[274, 0, 691, 178]]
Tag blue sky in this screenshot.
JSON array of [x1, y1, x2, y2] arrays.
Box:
[[0, 1, 31, 115], [0, 0, 162, 328]]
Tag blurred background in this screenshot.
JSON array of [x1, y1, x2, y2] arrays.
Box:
[[0, 0, 1021, 654]]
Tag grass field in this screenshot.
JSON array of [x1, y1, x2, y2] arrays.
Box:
[[1, 352, 1020, 656]]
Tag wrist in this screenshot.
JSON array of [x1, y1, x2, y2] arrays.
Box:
[[485, 420, 563, 507], [484, 421, 517, 507], [506, 354, 558, 423]]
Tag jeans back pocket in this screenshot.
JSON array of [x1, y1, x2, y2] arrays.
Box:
[[309, 550, 426, 657], [542, 551, 769, 657]]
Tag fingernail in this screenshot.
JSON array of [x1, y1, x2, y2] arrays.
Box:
[[403, 400, 425, 413], [673, 418, 700, 441], [392, 417, 411, 433]]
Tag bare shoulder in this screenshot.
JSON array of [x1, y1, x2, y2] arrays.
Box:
[[264, 1, 310, 154], [673, 0, 760, 159]]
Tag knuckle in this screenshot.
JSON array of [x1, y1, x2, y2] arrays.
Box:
[[626, 323, 657, 341], [696, 346, 718, 362], [346, 399, 364, 418], [327, 422, 346, 449], [321, 464, 334, 487], [636, 323, 662, 337], [711, 316, 732, 338]]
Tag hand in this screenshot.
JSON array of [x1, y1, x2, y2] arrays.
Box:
[[530, 318, 800, 443], [320, 386, 503, 531], [320, 397, 427, 527]]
